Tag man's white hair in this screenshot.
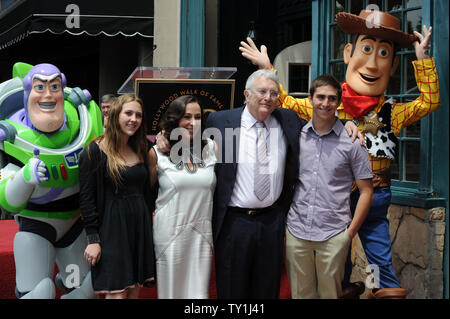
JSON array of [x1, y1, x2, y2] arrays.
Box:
[[245, 69, 280, 93]]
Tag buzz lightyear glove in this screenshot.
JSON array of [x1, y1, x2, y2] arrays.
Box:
[[0, 149, 49, 213], [22, 149, 49, 185]]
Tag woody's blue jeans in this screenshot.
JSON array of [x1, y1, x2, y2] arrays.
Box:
[[343, 187, 401, 289]]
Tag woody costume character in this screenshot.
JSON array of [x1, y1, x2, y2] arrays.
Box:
[[239, 9, 440, 299]]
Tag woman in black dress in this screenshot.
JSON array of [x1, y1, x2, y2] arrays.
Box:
[[79, 93, 155, 299]]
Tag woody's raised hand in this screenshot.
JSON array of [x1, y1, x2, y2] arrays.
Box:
[[239, 37, 272, 70], [413, 25, 432, 60]]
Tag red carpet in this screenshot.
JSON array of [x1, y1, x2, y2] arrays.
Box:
[[0, 220, 17, 299], [0, 220, 291, 299]]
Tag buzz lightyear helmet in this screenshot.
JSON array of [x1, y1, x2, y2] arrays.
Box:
[[22, 63, 67, 126]]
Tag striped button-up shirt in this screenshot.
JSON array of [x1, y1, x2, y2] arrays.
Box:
[[287, 119, 372, 241]]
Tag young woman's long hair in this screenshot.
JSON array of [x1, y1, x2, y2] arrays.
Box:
[[100, 93, 148, 189]]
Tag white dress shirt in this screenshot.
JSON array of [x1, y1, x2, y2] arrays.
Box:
[[228, 106, 288, 209]]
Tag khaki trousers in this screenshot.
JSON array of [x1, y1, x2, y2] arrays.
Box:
[[285, 227, 351, 299]]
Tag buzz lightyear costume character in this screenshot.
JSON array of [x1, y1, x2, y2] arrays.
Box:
[[0, 63, 103, 299]]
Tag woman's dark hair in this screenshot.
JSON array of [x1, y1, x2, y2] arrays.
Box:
[[159, 95, 207, 157]]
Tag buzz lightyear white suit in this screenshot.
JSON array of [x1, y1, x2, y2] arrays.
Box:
[[0, 63, 103, 299]]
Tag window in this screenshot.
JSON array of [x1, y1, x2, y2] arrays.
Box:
[[288, 64, 311, 98], [325, 0, 433, 198]]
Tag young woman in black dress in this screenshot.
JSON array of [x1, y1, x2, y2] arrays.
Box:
[[79, 93, 155, 299]]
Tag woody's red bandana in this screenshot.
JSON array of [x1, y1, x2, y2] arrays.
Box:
[[341, 82, 380, 119]]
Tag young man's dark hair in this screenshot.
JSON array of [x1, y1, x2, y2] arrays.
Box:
[[309, 74, 342, 105]]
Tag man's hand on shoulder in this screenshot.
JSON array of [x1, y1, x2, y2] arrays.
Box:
[[344, 120, 365, 146]]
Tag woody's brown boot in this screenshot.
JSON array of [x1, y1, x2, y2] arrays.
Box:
[[367, 288, 407, 299]]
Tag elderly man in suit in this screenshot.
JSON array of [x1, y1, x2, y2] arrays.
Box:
[[207, 69, 303, 298]]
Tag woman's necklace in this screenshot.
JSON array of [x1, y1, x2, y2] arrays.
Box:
[[171, 146, 205, 173]]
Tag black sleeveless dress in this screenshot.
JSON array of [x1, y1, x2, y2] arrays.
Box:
[[91, 162, 155, 293]]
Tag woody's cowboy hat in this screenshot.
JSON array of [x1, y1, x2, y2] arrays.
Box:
[[336, 10, 417, 48]]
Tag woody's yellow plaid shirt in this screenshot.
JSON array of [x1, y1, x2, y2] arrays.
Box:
[[277, 58, 441, 173]]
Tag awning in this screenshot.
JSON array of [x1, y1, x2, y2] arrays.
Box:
[[0, 0, 154, 50]]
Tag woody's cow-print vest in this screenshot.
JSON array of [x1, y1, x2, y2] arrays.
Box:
[[365, 97, 398, 160]]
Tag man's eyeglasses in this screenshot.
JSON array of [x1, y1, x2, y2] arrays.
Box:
[[251, 88, 280, 99]]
